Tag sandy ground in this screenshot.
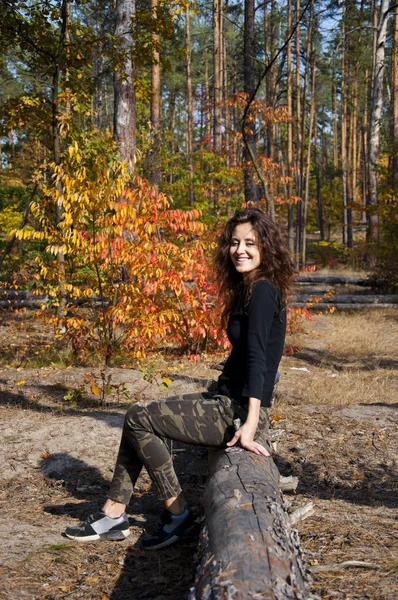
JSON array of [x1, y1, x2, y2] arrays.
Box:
[[0, 308, 397, 599]]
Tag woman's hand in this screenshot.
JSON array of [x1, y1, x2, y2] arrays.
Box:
[[226, 422, 270, 456]]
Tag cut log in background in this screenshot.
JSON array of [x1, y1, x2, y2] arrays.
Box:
[[189, 434, 309, 600]]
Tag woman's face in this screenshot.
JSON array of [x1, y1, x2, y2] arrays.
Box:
[[229, 222, 261, 275]]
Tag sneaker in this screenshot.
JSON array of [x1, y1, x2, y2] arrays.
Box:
[[140, 506, 199, 550], [64, 511, 130, 542]]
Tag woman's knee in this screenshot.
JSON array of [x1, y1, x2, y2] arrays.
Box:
[[124, 402, 148, 429]]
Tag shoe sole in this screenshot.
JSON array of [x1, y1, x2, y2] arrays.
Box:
[[65, 529, 130, 542], [141, 522, 199, 551]]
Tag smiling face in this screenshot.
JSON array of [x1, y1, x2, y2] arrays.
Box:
[[229, 222, 261, 276]]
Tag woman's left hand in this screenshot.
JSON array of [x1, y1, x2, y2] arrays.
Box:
[[226, 423, 270, 456]]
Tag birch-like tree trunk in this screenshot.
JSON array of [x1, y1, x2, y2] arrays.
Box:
[[114, 0, 136, 171], [368, 0, 390, 257]]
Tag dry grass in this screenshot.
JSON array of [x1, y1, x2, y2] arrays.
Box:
[[278, 309, 398, 409], [319, 310, 397, 361]]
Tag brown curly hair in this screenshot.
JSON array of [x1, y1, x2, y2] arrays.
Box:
[[214, 208, 295, 327]]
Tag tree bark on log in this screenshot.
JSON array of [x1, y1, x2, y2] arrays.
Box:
[[190, 437, 309, 599]]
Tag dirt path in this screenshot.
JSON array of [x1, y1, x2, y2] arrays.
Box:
[[0, 309, 397, 599]]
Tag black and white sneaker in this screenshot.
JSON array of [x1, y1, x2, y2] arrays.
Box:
[[64, 511, 130, 542], [140, 506, 200, 550]]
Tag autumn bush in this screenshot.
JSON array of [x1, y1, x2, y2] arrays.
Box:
[[13, 134, 227, 364]]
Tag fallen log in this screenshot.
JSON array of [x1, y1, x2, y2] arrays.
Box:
[[291, 302, 397, 310], [190, 437, 309, 600], [291, 294, 398, 304], [296, 276, 384, 286]]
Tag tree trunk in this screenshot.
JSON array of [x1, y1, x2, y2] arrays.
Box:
[[52, 0, 70, 317], [294, 0, 302, 268], [150, 0, 161, 186], [296, 0, 314, 268], [185, 3, 195, 207], [264, 0, 276, 160], [287, 0, 295, 254], [390, 6, 398, 190], [367, 0, 390, 261], [341, 2, 352, 249], [332, 77, 339, 171], [213, 0, 222, 152], [314, 114, 325, 240], [94, 23, 104, 130], [204, 56, 212, 141], [114, 0, 136, 171], [302, 4, 318, 268], [243, 0, 257, 202]]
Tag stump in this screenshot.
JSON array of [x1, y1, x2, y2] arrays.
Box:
[[190, 437, 309, 600]]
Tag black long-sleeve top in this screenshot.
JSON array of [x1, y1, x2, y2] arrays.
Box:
[[217, 279, 286, 407]]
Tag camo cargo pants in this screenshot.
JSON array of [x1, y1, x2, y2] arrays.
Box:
[[107, 392, 269, 503]]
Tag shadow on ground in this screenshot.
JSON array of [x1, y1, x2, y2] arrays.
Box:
[[292, 348, 398, 371], [275, 454, 398, 509]]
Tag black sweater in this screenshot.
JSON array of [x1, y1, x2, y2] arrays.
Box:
[[217, 280, 286, 407]]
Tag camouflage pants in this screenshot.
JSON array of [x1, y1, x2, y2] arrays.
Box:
[[108, 392, 269, 503]]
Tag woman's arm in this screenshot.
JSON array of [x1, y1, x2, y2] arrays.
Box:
[[226, 396, 269, 456]]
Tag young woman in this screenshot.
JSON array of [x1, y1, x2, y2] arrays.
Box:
[[64, 207, 294, 549]]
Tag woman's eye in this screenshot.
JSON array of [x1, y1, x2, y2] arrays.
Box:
[[230, 241, 238, 246]]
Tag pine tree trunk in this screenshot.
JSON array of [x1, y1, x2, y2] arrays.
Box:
[[114, 0, 136, 171], [213, 0, 222, 152], [314, 114, 325, 240], [204, 57, 212, 141], [294, 0, 302, 268], [168, 90, 175, 184], [297, 0, 314, 268], [185, 4, 195, 207], [264, 0, 275, 160], [390, 6, 398, 190], [243, 0, 257, 202], [94, 22, 104, 129], [302, 4, 318, 267], [287, 0, 295, 254], [52, 0, 70, 317], [150, 0, 161, 186], [368, 0, 390, 261], [341, 2, 352, 249]]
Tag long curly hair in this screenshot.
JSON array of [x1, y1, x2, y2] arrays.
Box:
[[214, 208, 295, 327]]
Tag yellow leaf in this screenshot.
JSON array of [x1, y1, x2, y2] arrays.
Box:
[[90, 381, 102, 397], [16, 380, 26, 386]]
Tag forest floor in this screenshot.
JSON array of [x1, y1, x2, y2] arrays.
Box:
[[0, 307, 397, 599]]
